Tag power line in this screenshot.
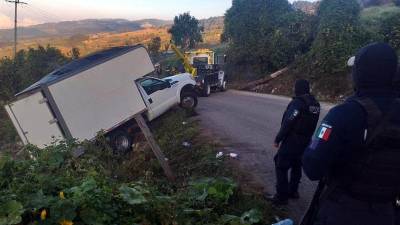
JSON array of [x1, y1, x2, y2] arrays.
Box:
[[5, 0, 28, 59]]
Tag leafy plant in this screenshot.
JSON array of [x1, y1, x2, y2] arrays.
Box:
[[189, 178, 237, 206], [0, 200, 24, 225]]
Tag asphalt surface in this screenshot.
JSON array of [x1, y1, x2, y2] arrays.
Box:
[[197, 90, 331, 223]]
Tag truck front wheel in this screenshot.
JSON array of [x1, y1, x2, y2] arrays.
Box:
[[220, 80, 227, 92], [109, 130, 133, 155], [202, 83, 211, 97], [180, 91, 198, 110]]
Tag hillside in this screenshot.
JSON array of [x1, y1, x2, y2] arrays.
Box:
[[0, 28, 171, 58], [200, 16, 224, 47], [0, 19, 172, 43], [0, 16, 224, 58]]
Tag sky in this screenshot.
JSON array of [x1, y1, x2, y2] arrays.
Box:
[[0, 0, 317, 29]]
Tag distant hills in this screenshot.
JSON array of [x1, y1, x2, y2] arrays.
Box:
[[0, 16, 225, 58], [0, 19, 172, 43], [0, 17, 227, 44], [200, 16, 224, 31]]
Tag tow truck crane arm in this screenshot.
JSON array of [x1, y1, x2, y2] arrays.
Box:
[[169, 43, 197, 77]]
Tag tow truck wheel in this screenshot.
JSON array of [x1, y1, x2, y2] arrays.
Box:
[[202, 83, 211, 97], [180, 92, 198, 109], [109, 130, 133, 155], [220, 80, 227, 92]]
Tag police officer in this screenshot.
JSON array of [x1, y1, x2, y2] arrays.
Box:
[[302, 43, 400, 225], [270, 79, 320, 205]]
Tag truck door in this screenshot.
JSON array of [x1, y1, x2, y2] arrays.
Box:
[[5, 91, 64, 148], [138, 78, 174, 120]]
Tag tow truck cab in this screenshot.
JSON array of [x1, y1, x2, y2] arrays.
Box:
[[184, 49, 227, 97]]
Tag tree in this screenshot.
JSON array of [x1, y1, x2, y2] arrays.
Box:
[[148, 37, 162, 58], [223, 0, 314, 76], [381, 12, 400, 52], [306, 0, 366, 75], [168, 13, 203, 49]]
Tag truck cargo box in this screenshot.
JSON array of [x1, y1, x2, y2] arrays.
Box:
[[5, 45, 154, 148]]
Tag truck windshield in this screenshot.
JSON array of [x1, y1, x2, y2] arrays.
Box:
[[140, 78, 165, 95], [193, 57, 208, 66]]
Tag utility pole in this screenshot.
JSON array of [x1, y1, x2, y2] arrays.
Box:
[[5, 0, 27, 59]]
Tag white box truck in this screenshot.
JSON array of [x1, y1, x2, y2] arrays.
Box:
[[4, 45, 198, 153]]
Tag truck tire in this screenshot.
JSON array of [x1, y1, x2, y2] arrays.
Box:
[[202, 83, 211, 97], [109, 130, 133, 155], [180, 91, 198, 109], [220, 80, 227, 92]]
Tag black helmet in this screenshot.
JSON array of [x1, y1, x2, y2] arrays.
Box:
[[295, 79, 310, 96], [352, 43, 398, 90]]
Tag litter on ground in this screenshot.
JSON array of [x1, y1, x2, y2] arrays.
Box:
[[182, 142, 192, 148], [229, 153, 238, 158], [216, 152, 224, 159]]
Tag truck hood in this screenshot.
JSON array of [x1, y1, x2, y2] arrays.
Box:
[[162, 73, 194, 83]]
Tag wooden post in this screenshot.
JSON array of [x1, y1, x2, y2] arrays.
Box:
[[134, 114, 176, 181]]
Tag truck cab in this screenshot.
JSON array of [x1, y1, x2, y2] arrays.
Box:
[[136, 73, 197, 121], [184, 49, 227, 97]]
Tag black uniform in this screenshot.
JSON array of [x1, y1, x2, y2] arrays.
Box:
[[303, 43, 400, 225], [274, 79, 320, 202]]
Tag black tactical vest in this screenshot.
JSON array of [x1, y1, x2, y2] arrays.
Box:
[[293, 95, 321, 138], [335, 98, 400, 202]]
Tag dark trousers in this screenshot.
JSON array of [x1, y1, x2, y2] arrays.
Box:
[[274, 153, 302, 200]]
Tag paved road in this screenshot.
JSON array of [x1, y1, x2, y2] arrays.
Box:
[[197, 90, 331, 223]]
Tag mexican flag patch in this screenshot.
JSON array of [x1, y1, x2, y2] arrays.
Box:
[[317, 124, 332, 141]]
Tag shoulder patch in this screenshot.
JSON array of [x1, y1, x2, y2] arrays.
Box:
[[316, 123, 332, 141]]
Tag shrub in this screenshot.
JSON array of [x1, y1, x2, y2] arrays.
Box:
[[307, 0, 366, 75], [223, 0, 315, 78]]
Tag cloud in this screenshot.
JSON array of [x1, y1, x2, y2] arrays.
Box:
[[0, 13, 41, 29], [20, 18, 40, 27], [0, 13, 13, 29]]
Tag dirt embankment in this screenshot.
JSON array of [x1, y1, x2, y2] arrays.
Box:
[[231, 68, 353, 103]]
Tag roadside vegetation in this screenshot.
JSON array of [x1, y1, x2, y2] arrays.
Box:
[[223, 0, 400, 100], [0, 109, 281, 225]]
